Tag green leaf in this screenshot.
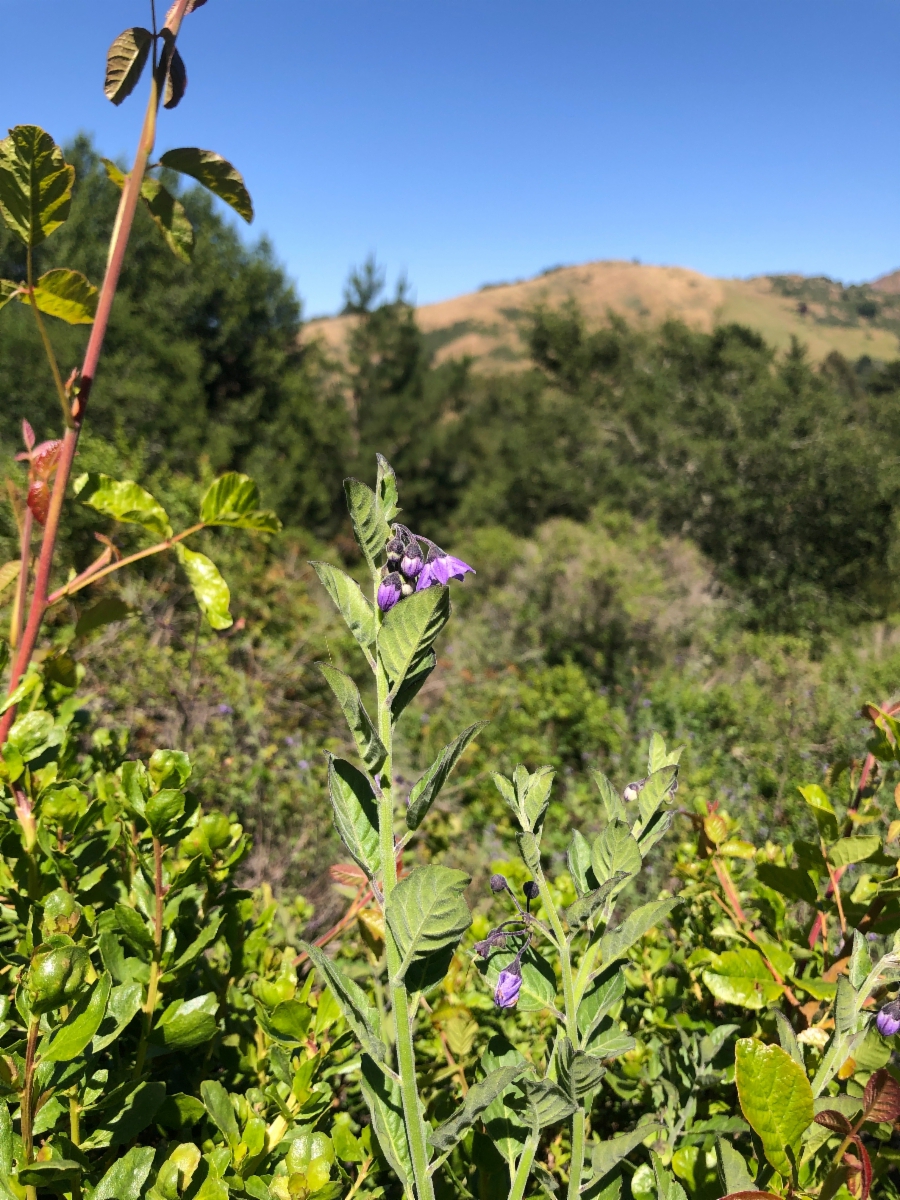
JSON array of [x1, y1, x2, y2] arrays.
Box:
[[407, 722, 487, 830], [311, 562, 376, 650], [162, 44, 187, 110], [516, 830, 542, 873], [520, 1078, 577, 1129], [318, 664, 386, 772], [702, 949, 784, 1011], [85, 1081, 166, 1148], [828, 835, 881, 868], [478, 947, 558, 1013], [591, 820, 641, 893], [379, 585, 450, 688], [735, 1038, 814, 1178], [600, 897, 679, 964], [564, 872, 630, 929], [514, 764, 555, 832], [567, 829, 592, 896], [74, 472, 172, 538], [160, 148, 253, 221], [715, 1138, 757, 1196], [774, 1011, 804, 1068], [849, 929, 873, 990], [591, 1126, 660, 1184], [481, 1037, 529, 1173], [391, 649, 435, 721], [648, 732, 681, 773], [104, 28, 154, 104], [594, 771, 626, 823], [386, 865, 471, 981], [343, 478, 390, 574], [755, 862, 818, 905], [635, 765, 677, 829], [92, 982, 142, 1053], [175, 544, 233, 630], [149, 749, 192, 788], [103, 159, 194, 262], [115, 904, 155, 960], [299, 941, 386, 1062], [327, 756, 380, 877], [798, 784, 839, 842], [0, 281, 19, 312], [151, 992, 218, 1050], [429, 1063, 528, 1153], [145, 788, 185, 836], [201, 1080, 240, 1148], [199, 472, 280, 532], [75, 597, 132, 637], [651, 1152, 688, 1200], [18, 269, 97, 324], [42, 972, 110, 1061], [577, 968, 626, 1042], [18, 1161, 82, 1187], [7, 710, 56, 761], [359, 1055, 413, 1188], [164, 912, 223, 975], [0, 126, 74, 247], [557, 1038, 606, 1100], [256, 1000, 311, 1043]]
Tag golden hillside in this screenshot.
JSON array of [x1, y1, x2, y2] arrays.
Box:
[[305, 260, 900, 368]]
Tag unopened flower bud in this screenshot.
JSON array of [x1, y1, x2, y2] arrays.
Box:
[[401, 545, 424, 578], [377, 572, 403, 613], [877, 998, 900, 1037], [490, 874, 508, 893], [494, 968, 522, 1008], [385, 536, 406, 567], [523, 881, 539, 900]]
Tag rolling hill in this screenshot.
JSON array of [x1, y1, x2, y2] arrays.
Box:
[[305, 260, 900, 369]]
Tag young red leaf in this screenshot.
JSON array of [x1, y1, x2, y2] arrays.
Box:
[[844, 1136, 873, 1200], [27, 480, 50, 526], [814, 1109, 853, 1135], [862, 1067, 900, 1124], [21, 420, 34, 451], [30, 439, 62, 481]]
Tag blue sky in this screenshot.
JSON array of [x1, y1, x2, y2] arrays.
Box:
[[2, 1, 898, 315]]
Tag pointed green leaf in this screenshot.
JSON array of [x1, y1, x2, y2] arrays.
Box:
[[557, 1038, 606, 1100], [481, 1037, 529, 1174], [577, 968, 626, 1042], [635, 765, 677, 829], [600, 897, 679, 965], [849, 930, 873, 990], [360, 1055, 413, 1187], [520, 1078, 576, 1129], [343, 478, 390, 574], [828, 835, 881, 868], [386, 865, 471, 980], [175, 544, 233, 630], [594, 771, 626, 822], [92, 982, 142, 1053], [519, 765, 554, 832], [651, 1152, 688, 1200], [104, 28, 153, 104], [478, 947, 558, 1013], [75, 597, 132, 637], [0, 281, 19, 312], [151, 993, 218, 1050], [163, 913, 224, 976], [0, 126, 74, 246], [564, 872, 630, 929], [311, 562, 376, 649], [798, 784, 839, 842], [20, 269, 97, 324], [327, 756, 379, 877], [407, 721, 487, 830], [74, 473, 172, 538], [375, 455, 400, 525], [92, 1146, 155, 1200], [201, 1080, 240, 1148], [591, 1125, 660, 1184], [429, 1063, 528, 1153], [163, 45, 187, 110], [103, 159, 194, 262], [567, 829, 592, 896], [379, 585, 449, 688], [592, 820, 641, 893], [648, 732, 681, 773], [715, 1138, 757, 1196], [735, 1038, 814, 1178], [318, 664, 386, 772], [391, 649, 435, 721], [160, 148, 253, 222], [42, 972, 111, 1062], [299, 941, 386, 1062], [774, 1012, 804, 1068], [200, 472, 280, 532], [755, 863, 817, 905]]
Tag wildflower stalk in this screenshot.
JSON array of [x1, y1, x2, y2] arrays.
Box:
[[375, 603, 435, 1200]]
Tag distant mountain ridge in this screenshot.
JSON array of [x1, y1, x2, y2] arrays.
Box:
[[305, 260, 900, 368]]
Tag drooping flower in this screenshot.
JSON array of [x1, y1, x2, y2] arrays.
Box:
[[490, 874, 509, 893], [377, 572, 403, 613], [877, 998, 900, 1037], [416, 542, 475, 590], [386, 535, 406, 569], [494, 967, 523, 1008], [401, 543, 424, 578]]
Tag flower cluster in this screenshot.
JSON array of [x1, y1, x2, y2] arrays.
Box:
[[474, 873, 541, 1008], [377, 523, 475, 613]]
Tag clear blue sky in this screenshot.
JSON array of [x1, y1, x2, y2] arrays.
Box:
[[2, 1, 898, 316]]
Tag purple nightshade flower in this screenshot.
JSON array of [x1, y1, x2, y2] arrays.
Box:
[[416, 543, 476, 590], [217, 704, 233, 715], [494, 968, 523, 1008], [386, 535, 406, 569], [401, 544, 424, 578], [377, 572, 403, 612], [877, 999, 900, 1037]]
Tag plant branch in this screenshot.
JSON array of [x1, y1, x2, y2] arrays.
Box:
[[10, 508, 32, 652], [0, 0, 194, 747], [46, 524, 205, 606]]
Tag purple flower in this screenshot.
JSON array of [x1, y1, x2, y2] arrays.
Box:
[[217, 704, 233, 715], [401, 545, 424, 578], [416, 544, 475, 590], [494, 968, 522, 1008], [298, 760, 310, 770], [877, 999, 900, 1037], [377, 572, 403, 612]]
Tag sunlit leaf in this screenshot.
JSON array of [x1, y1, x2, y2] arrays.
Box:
[[0, 561, 20, 597], [702, 949, 784, 1011], [407, 721, 487, 830], [310, 561, 376, 650], [359, 1055, 412, 1189], [74, 473, 173, 538], [103, 159, 195, 262], [19, 269, 97, 324], [0, 126, 74, 246], [379, 585, 449, 689], [160, 147, 253, 222], [199, 472, 280, 531], [42, 973, 111, 1062], [0, 280, 19, 311], [386, 865, 471, 980], [318, 663, 386, 772], [600, 897, 679, 965], [175, 544, 233, 630], [327, 755, 380, 877], [299, 941, 386, 1062], [429, 1063, 528, 1153], [104, 28, 153, 105], [735, 1038, 813, 1178]]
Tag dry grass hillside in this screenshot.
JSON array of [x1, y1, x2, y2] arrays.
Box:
[[304, 260, 900, 369]]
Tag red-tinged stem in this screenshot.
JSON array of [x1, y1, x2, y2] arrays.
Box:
[[9, 508, 33, 651], [0, 0, 193, 746], [46, 524, 205, 606]]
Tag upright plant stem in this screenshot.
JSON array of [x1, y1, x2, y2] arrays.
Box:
[[9, 508, 33, 651], [135, 834, 164, 1078], [0, 0, 194, 747], [375, 615, 434, 1200], [508, 1129, 540, 1200], [21, 1013, 39, 1200]]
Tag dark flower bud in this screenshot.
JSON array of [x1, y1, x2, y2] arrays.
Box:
[[494, 967, 523, 1008], [523, 881, 539, 901], [386, 536, 406, 567], [877, 998, 900, 1037], [490, 874, 508, 893], [377, 572, 403, 613]]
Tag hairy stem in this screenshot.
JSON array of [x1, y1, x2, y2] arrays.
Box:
[[375, 608, 434, 1200], [508, 1129, 540, 1200], [0, 0, 194, 747]]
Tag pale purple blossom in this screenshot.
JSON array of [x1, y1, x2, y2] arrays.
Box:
[[877, 999, 900, 1037], [494, 968, 523, 1008], [377, 572, 403, 612], [416, 545, 475, 590]]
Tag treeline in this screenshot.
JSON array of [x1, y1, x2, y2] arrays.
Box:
[[4, 139, 900, 633]]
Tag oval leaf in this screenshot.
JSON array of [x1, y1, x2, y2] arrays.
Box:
[[43, 972, 112, 1062], [386, 865, 471, 980], [104, 28, 153, 105], [200, 472, 280, 531], [74, 472, 173, 538], [159, 147, 253, 222], [175, 544, 233, 630], [22, 269, 97, 324], [0, 126, 74, 247], [735, 1038, 814, 1178], [163, 44, 188, 109]]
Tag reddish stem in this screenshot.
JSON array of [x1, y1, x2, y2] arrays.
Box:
[[10, 508, 33, 651], [0, 0, 193, 746]]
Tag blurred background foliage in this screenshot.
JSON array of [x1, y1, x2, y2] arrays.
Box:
[[4, 139, 900, 922]]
